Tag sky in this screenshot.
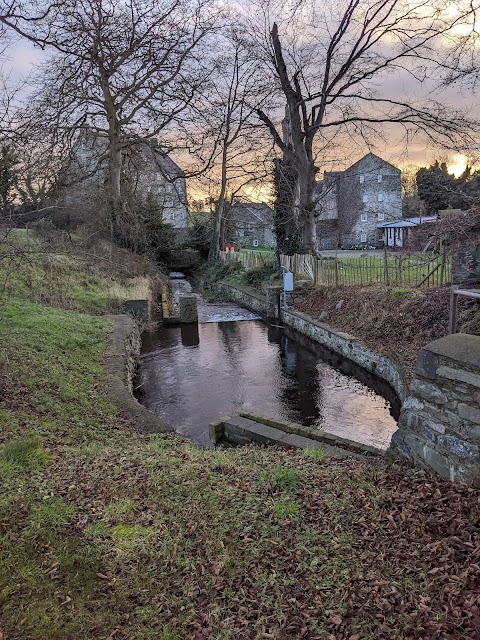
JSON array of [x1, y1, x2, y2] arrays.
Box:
[[3, 12, 479, 185]]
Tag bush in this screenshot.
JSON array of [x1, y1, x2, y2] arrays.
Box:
[[242, 265, 279, 288], [202, 260, 244, 283], [185, 217, 213, 259]]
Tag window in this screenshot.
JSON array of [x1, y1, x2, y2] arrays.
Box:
[[378, 233, 384, 242], [378, 212, 385, 221], [361, 233, 367, 243], [377, 174, 383, 183], [362, 194, 368, 203], [328, 200, 334, 210], [359, 174, 365, 184], [360, 213, 367, 222], [377, 193, 384, 202], [253, 239, 259, 247]]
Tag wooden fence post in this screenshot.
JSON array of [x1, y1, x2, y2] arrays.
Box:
[[449, 286, 459, 334]]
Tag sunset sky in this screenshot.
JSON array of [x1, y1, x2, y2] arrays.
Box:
[[6, 17, 479, 191]]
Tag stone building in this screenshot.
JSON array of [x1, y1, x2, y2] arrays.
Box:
[[230, 202, 276, 249], [315, 153, 402, 250], [64, 128, 189, 236]]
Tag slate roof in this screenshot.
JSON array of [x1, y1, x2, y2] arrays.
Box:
[[231, 202, 274, 226]]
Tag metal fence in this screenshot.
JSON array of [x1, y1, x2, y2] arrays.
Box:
[[220, 249, 451, 288]]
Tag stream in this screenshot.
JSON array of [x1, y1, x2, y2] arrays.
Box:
[[135, 274, 399, 450]]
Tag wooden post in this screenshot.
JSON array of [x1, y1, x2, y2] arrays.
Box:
[[383, 247, 390, 286], [449, 286, 459, 334], [334, 260, 339, 288]]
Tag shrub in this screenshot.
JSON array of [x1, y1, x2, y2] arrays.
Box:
[[242, 265, 278, 288]]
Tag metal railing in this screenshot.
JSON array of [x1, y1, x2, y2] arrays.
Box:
[[449, 287, 480, 334]]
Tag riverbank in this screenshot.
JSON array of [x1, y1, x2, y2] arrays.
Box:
[[296, 285, 480, 381], [2, 250, 480, 638]]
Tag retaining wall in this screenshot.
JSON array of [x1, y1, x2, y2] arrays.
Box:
[[389, 334, 480, 484], [105, 314, 174, 433], [216, 281, 408, 403]]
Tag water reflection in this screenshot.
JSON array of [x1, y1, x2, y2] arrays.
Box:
[[136, 320, 398, 450]]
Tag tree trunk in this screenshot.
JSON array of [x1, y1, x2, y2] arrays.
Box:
[[208, 197, 225, 264], [292, 154, 317, 254], [108, 133, 123, 243], [208, 141, 229, 264]]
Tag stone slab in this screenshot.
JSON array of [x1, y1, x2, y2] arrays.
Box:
[[437, 366, 480, 389], [415, 349, 439, 380], [423, 334, 480, 371], [458, 403, 480, 425], [221, 414, 371, 460], [237, 411, 384, 456]]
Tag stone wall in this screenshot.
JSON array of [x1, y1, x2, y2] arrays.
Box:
[[280, 308, 409, 403], [216, 282, 275, 316], [121, 299, 150, 323], [389, 334, 480, 484], [105, 314, 174, 433]]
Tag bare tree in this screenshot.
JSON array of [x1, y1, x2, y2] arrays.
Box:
[[253, 0, 480, 253], [192, 30, 273, 263], [6, 0, 223, 241]]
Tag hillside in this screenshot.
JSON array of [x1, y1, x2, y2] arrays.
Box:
[[296, 285, 480, 381]]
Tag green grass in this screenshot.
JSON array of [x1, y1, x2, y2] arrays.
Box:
[[1, 241, 479, 639], [0, 231, 149, 313], [240, 246, 275, 254], [303, 446, 326, 462], [294, 253, 451, 288], [0, 439, 50, 477]]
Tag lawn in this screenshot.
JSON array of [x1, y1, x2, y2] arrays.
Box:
[[240, 246, 275, 253], [1, 297, 480, 639]]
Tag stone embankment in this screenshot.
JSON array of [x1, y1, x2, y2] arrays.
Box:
[[389, 334, 480, 484], [216, 281, 480, 484], [105, 314, 174, 433], [215, 282, 408, 403]]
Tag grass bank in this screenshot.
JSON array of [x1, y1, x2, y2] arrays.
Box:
[[0, 230, 157, 313], [1, 241, 480, 639]]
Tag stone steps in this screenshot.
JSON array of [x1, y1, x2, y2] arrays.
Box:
[[215, 415, 371, 460]]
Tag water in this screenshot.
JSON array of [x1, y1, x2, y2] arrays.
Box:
[[169, 272, 261, 323], [136, 312, 399, 450]]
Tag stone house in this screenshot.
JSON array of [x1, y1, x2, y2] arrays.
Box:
[[315, 153, 402, 250], [63, 128, 189, 237], [230, 202, 276, 249]]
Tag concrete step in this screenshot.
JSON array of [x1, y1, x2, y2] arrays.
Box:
[[223, 415, 367, 460]]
